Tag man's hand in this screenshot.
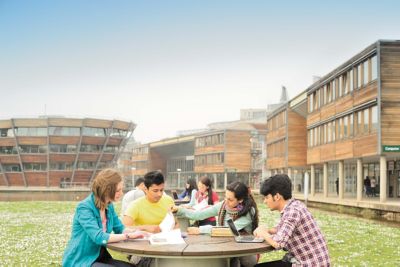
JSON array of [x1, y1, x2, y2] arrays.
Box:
[[170, 205, 179, 213], [187, 227, 200, 235], [253, 225, 269, 238]]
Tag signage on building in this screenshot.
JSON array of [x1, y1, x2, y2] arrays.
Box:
[[382, 145, 400, 152]]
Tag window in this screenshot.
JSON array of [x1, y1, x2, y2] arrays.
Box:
[[349, 114, 354, 137], [15, 127, 47, 136], [82, 127, 107, 137], [364, 109, 369, 132], [349, 69, 354, 92], [0, 128, 14, 137], [371, 55, 378, 81], [357, 64, 362, 89], [0, 146, 18, 154], [371, 106, 378, 131], [309, 94, 313, 112], [49, 127, 80, 136], [363, 60, 369, 85]]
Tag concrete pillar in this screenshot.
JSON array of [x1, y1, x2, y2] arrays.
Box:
[[339, 160, 344, 199], [380, 156, 387, 202], [310, 165, 315, 196], [287, 167, 292, 179], [357, 159, 363, 201], [323, 163, 328, 197], [224, 172, 228, 190]]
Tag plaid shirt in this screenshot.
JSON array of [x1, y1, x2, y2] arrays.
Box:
[[273, 199, 330, 266]]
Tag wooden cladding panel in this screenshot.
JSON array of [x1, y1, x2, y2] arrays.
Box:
[[149, 151, 166, 175], [133, 169, 148, 176], [73, 171, 93, 183], [49, 171, 72, 186], [13, 119, 47, 127], [100, 154, 114, 161], [224, 131, 251, 172], [194, 165, 224, 173], [353, 84, 378, 107], [20, 155, 47, 163], [195, 145, 224, 155], [0, 155, 20, 164], [132, 154, 149, 161], [48, 118, 82, 127], [7, 173, 25, 186], [381, 104, 400, 145], [307, 148, 321, 165], [287, 111, 307, 167], [107, 137, 123, 146], [78, 154, 100, 162], [335, 140, 354, 160], [307, 112, 321, 126], [266, 157, 286, 169], [113, 120, 132, 130], [0, 138, 16, 146], [84, 119, 112, 128], [267, 127, 286, 143], [81, 136, 106, 145], [25, 172, 47, 186], [49, 154, 75, 162], [0, 175, 7, 186], [335, 94, 353, 115], [0, 120, 12, 128], [49, 136, 80, 145], [320, 143, 336, 162], [353, 134, 378, 157], [18, 137, 47, 145], [381, 44, 400, 103], [319, 103, 335, 124]]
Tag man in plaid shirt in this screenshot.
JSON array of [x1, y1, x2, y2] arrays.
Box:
[[254, 174, 330, 266]]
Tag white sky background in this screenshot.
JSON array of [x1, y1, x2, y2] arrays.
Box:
[[1, 1, 400, 143]]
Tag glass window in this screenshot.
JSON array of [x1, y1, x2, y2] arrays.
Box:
[[363, 60, 369, 85], [0, 146, 18, 154], [82, 127, 107, 137], [349, 69, 354, 92], [371, 106, 378, 131], [15, 127, 47, 136], [349, 114, 354, 137], [357, 64, 362, 88], [309, 94, 313, 112], [357, 111, 362, 135], [364, 109, 369, 133], [371, 55, 378, 81], [338, 77, 342, 97], [3, 164, 21, 172], [344, 116, 348, 138], [0, 128, 14, 137], [332, 80, 336, 100], [49, 127, 80, 136]]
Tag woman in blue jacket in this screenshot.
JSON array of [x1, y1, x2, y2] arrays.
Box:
[[62, 168, 143, 267]]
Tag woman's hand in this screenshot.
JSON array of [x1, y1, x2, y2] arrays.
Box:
[[171, 205, 180, 213], [187, 227, 200, 235], [128, 230, 150, 239]]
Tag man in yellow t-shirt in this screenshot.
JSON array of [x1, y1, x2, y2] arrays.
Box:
[[123, 171, 175, 233]]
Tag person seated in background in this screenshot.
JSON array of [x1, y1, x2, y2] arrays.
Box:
[[254, 174, 330, 266], [185, 175, 219, 226], [173, 181, 259, 267], [121, 177, 145, 217], [123, 171, 176, 233], [178, 177, 198, 201], [62, 168, 144, 267]]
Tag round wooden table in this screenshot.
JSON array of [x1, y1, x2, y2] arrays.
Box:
[[108, 234, 273, 267]]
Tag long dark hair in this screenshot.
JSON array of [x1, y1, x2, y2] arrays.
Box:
[[226, 181, 259, 231], [186, 178, 198, 198], [199, 176, 214, 205]]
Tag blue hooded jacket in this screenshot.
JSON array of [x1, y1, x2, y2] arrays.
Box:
[[62, 193, 124, 266]]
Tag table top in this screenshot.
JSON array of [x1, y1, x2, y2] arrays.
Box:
[[108, 234, 273, 258]]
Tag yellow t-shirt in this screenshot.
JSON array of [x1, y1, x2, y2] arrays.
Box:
[[125, 195, 174, 226]]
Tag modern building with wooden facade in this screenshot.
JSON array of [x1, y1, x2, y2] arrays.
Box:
[[305, 40, 400, 205], [266, 91, 308, 192], [0, 117, 135, 188], [131, 126, 267, 192]]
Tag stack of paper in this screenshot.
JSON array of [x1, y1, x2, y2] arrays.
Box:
[[149, 212, 185, 245]]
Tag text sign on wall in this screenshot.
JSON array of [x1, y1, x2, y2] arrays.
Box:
[[383, 145, 400, 152]]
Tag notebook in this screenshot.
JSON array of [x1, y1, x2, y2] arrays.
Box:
[[226, 219, 264, 243]]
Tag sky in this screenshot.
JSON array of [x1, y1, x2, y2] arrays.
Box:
[[1, 0, 400, 143]]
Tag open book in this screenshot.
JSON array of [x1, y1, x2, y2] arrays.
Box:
[[148, 212, 186, 245]]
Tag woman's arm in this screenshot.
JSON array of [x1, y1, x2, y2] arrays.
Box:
[[177, 201, 221, 221]]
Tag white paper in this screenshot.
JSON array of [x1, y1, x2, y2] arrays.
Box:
[[149, 229, 185, 245], [192, 199, 208, 211], [159, 211, 175, 233]]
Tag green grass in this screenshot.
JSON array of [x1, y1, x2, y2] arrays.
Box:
[[0, 201, 399, 266]]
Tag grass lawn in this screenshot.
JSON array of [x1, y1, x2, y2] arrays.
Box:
[[0, 200, 399, 266]]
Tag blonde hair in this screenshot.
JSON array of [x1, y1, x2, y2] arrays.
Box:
[[91, 168, 122, 210]]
